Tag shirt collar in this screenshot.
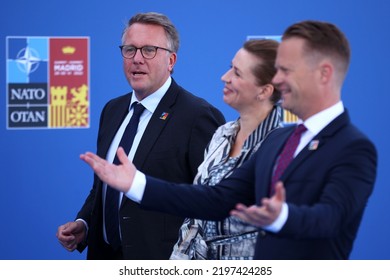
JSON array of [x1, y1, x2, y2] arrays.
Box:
[[300, 101, 344, 135], [129, 76, 172, 113]]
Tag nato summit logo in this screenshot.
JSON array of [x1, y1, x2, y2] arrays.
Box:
[[6, 36, 90, 129]]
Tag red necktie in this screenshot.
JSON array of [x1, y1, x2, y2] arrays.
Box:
[[270, 124, 307, 194]]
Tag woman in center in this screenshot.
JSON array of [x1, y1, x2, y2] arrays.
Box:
[[170, 39, 282, 260]]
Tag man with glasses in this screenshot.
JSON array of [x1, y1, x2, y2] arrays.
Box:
[[56, 12, 225, 260], [80, 20, 377, 260]]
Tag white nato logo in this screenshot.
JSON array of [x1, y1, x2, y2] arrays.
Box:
[[16, 47, 41, 75]]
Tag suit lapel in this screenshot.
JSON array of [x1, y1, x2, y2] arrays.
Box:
[[280, 110, 350, 182], [98, 94, 131, 158], [132, 79, 179, 169]]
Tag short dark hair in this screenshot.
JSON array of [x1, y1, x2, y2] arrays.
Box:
[[282, 20, 350, 78]]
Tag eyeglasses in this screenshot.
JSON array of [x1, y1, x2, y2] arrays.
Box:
[[119, 45, 173, 59]]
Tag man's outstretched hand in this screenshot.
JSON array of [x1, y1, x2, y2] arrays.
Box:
[[80, 147, 136, 193], [230, 181, 286, 227]]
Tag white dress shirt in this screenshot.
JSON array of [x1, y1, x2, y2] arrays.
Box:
[[78, 77, 172, 241], [126, 101, 345, 232]]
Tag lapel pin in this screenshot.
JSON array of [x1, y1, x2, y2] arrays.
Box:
[[308, 140, 319, 150], [159, 112, 169, 120]]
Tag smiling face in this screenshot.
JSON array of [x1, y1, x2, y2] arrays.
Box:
[[221, 48, 265, 113], [122, 23, 176, 100], [272, 38, 323, 120]]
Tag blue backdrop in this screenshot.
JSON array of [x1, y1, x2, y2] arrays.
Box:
[[1, 0, 389, 259]]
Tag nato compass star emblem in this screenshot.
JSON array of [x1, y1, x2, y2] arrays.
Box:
[[16, 46, 41, 75]]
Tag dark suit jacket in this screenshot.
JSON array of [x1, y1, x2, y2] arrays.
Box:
[[77, 79, 225, 259], [141, 110, 377, 259]]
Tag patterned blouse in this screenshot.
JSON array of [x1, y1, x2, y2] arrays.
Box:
[[170, 105, 282, 260]]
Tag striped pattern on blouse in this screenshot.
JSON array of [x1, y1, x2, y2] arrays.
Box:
[[170, 105, 282, 260]]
